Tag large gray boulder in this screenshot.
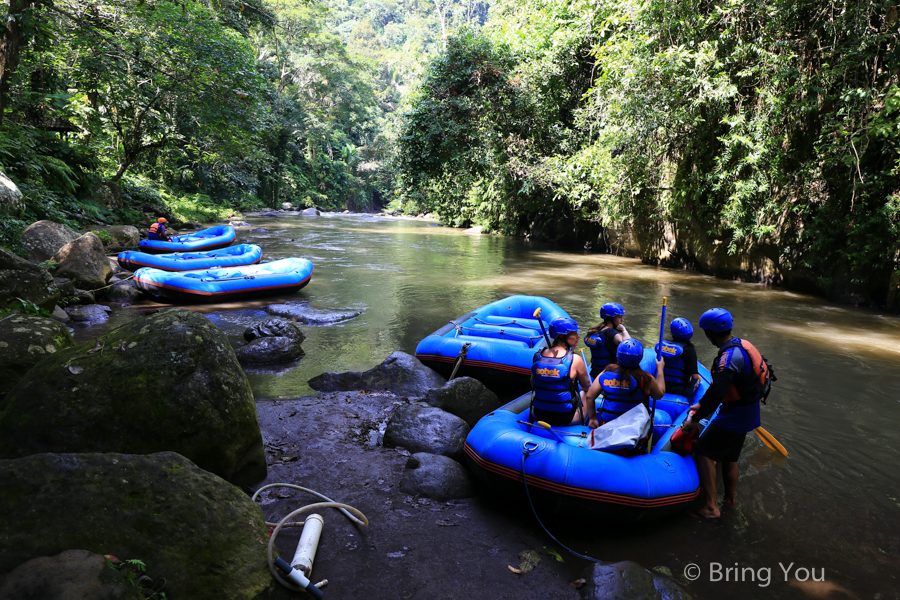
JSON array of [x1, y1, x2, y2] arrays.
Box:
[[0, 314, 74, 397], [64, 303, 110, 323], [236, 318, 306, 365], [400, 452, 476, 501], [98, 277, 144, 303], [300, 207, 320, 216], [0, 308, 266, 486], [0, 550, 133, 600], [51, 232, 112, 290], [0, 452, 276, 600], [424, 377, 503, 427], [88, 224, 140, 247], [0, 246, 59, 312], [0, 172, 24, 217], [21, 220, 81, 262], [580, 561, 691, 600], [266, 303, 362, 325], [383, 403, 470, 459], [308, 351, 446, 397]]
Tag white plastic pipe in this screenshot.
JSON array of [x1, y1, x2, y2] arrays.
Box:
[[291, 513, 324, 576]]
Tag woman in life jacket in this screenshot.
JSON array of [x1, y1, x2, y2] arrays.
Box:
[[583, 338, 665, 429], [654, 317, 701, 396], [530, 317, 593, 426], [583, 302, 631, 380], [148, 217, 171, 241]]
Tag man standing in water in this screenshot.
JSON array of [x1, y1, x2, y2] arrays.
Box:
[[681, 308, 771, 520]]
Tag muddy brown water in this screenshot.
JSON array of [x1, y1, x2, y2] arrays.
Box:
[[77, 214, 899, 599]]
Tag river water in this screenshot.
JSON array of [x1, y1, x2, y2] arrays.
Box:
[[88, 213, 899, 599]]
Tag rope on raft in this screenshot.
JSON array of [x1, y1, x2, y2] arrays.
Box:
[[451, 323, 544, 340]]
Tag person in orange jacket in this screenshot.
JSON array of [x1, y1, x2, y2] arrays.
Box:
[[148, 217, 171, 241]]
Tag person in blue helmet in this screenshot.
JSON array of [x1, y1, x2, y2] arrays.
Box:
[[655, 317, 701, 396], [583, 302, 631, 380], [583, 338, 666, 429], [682, 308, 771, 520], [531, 316, 593, 426]]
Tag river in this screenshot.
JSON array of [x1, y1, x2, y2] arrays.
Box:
[[84, 213, 900, 599]]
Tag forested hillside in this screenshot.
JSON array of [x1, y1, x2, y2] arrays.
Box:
[[395, 0, 900, 303]]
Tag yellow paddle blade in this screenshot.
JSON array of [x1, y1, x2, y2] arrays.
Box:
[[755, 427, 788, 457], [536, 421, 552, 429], [533, 308, 543, 318]]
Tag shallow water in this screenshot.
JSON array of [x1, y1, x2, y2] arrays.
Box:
[[83, 213, 899, 598]]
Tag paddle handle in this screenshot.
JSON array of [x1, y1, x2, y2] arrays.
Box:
[[648, 297, 667, 453], [532, 308, 552, 347]]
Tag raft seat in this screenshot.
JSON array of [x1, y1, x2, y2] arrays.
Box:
[[450, 335, 535, 351], [478, 316, 544, 330], [454, 323, 544, 347]]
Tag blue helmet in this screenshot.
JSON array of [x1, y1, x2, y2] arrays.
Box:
[[600, 302, 626, 319], [549, 317, 579, 338], [670, 317, 694, 340], [616, 338, 644, 368], [699, 308, 734, 333]]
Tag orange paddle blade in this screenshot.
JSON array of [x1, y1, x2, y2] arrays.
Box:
[[756, 427, 788, 457]]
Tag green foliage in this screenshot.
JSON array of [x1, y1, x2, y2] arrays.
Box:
[[93, 229, 113, 245], [0, 298, 53, 318]]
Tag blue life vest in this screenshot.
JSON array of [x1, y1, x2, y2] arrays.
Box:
[[597, 369, 647, 421], [584, 328, 616, 379], [531, 349, 575, 413], [655, 341, 687, 395]]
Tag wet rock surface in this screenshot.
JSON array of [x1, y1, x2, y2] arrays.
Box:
[[0, 452, 278, 600], [383, 403, 470, 459], [0, 246, 59, 311], [308, 351, 446, 397], [580, 561, 691, 600], [64, 303, 111, 323], [0, 308, 266, 486], [99, 277, 144, 303], [399, 452, 476, 501], [0, 173, 24, 217], [51, 232, 113, 290], [237, 318, 306, 365], [423, 376, 504, 427], [0, 549, 133, 600], [0, 314, 74, 397], [266, 302, 362, 325], [254, 392, 580, 600]]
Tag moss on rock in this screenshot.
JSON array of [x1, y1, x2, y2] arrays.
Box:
[[0, 314, 74, 397]]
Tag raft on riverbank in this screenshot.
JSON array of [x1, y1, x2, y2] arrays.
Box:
[[134, 257, 313, 302], [414, 295, 569, 397], [117, 243, 263, 272], [138, 225, 236, 254]]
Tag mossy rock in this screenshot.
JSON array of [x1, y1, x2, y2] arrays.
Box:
[[0, 452, 276, 600], [0, 308, 266, 485], [0, 246, 59, 312], [0, 314, 74, 397]]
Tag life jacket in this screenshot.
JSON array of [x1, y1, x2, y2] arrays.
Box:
[[655, 341, 688, 395], [670, 411, 700, 455], [584, 328, 616, 379], [713, 338, 772, 405], [597, 369, 647, 422], [531, 348, 576, 414], [148, 222, 166, 238]]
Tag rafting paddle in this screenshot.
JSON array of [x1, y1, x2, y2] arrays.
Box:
[[755, 427, 788, 457], [532, 308, 553, 348], [647, 297, 667, 453]]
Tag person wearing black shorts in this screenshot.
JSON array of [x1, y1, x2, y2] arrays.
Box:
[[682, 308, 768, 520]]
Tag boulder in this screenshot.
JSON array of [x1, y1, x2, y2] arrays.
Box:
[[88, 224, 140, 247], [90, 181, 123, 210], [308, 351, 446, 397], [0, 308, 266, 486], [230, 221, 251, 227], [236, 319, 306, 365], [266, 302, 363, 325], [51, 306, 70, 323], [0, 549, 134, 600], [383, 403, 470, 459], [423, 377, 503, 427], [0, 452, 275, 600], [73, 288, 96, 304], [51, 233, 112, 290], [0, 246, 59, 312], [399, 452, 476, 501], [0, 172, 24, 217], [21, 220, 81, 262], [99, 277, 144, 303], [580, 561, 691, 600], [300, 207, 319, 216], [281, 202, 293, 210], [0, 314, 74, 397], [64, 303, 110, 323], [53, 276, 76, 298]]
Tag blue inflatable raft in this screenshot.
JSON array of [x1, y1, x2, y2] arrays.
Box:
[[464, 349, 712, 524], [133, 258, 313, 302], [138, 225, 236, 254], [415, 295, 570, 396], [117, 244, 263, 272]]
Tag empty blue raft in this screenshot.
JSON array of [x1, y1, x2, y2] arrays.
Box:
[[138, 225, 236, 254], [415, 295, 570, 396], [134, 258, 313, 302], [117, 244, 263, 272], [464, 349, 712, 524]]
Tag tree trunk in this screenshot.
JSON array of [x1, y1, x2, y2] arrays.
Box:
[[0, 0, 34, 123]]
